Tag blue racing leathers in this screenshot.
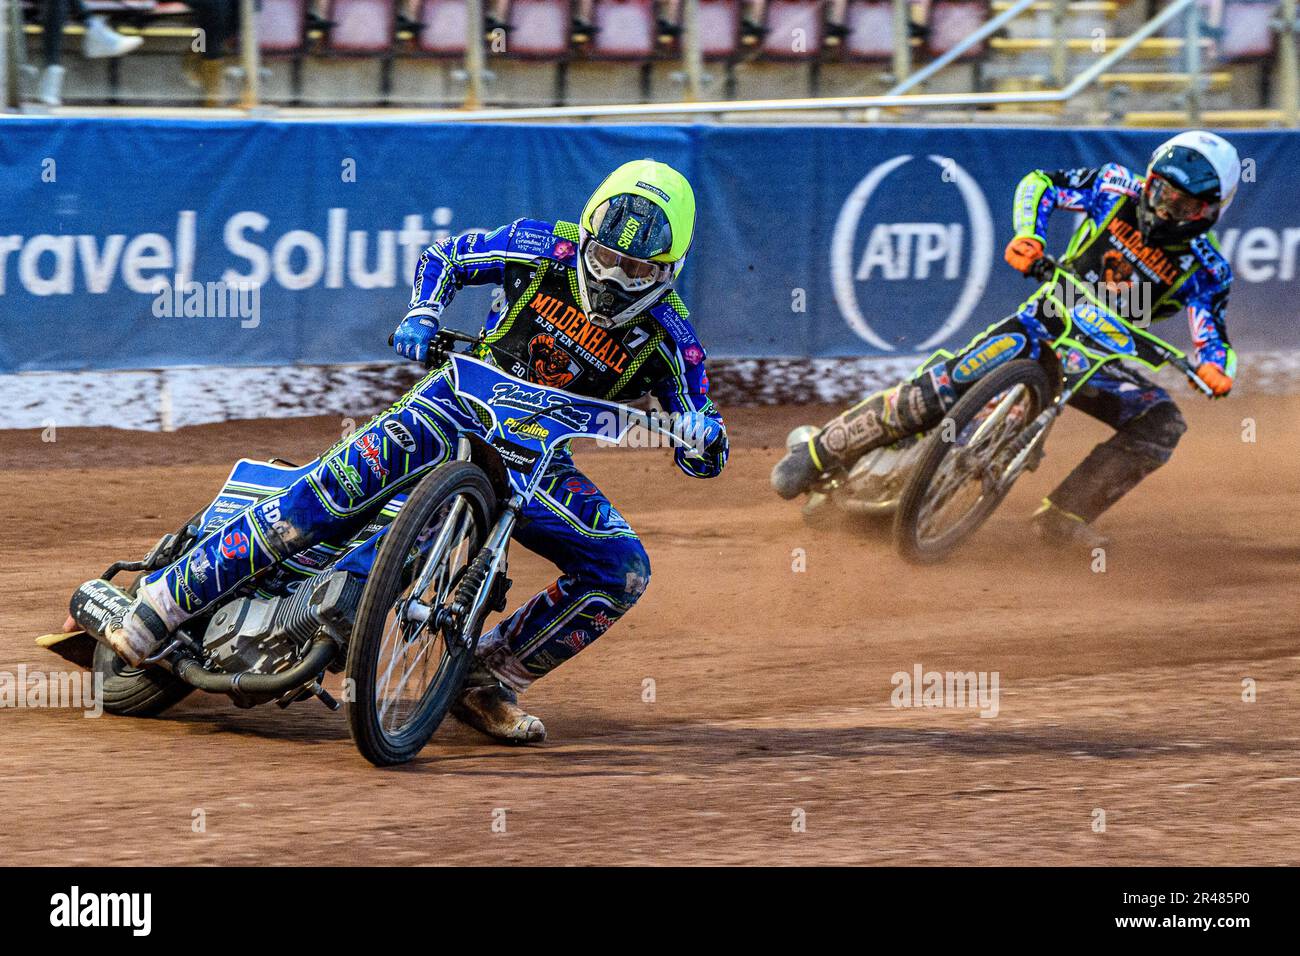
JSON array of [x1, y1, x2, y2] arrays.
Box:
[[1011, 162, 1235, 376], [140, 218, 726, 690], [811, 162, 1232, 524]]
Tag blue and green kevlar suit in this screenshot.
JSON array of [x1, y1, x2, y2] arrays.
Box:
[[140, 218, 727, 690], [812, 163, 1233, 523]]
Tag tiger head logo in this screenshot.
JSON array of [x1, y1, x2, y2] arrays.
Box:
[[528, 333, 579, 388], [1101, 249, 1135, 291]]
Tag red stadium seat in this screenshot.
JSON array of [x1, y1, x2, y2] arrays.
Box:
[[259, 0, 309, 55], [589, 0, 657, 60], [505, 0, 571, 59], [761, 0, 825, 61], [417, 0, 469, 56], [1219, 0, 1278, 61], [698, 0, 741, 61], [842, 0, 894, 62], [324, 0, 397, 54], [926, 1, 990, 60]]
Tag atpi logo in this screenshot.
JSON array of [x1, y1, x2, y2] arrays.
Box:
[[831, 155, 994, 351]]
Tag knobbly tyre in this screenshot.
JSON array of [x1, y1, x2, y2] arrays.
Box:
[[45, 330, 709, 766], [793, 257, 1217, 564]]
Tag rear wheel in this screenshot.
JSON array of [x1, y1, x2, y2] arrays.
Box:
[[894, 360, 1053, 565], [92, 641, 195, 717], [346, 462, 497, 766]]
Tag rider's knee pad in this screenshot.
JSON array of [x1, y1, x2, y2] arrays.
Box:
[[616, 538, 652, 604], [1115, 401, 1187, 465], [585, 536, 651, 605]]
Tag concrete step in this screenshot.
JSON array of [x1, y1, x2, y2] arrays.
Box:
[[989, 71, 1232, 91], [991, 0, 1120, 40], [1122, 108, 1288, 127], [991, 1, 1120, 11], [1098, 71, 1232, 91], [988, 36, 1213, 57]]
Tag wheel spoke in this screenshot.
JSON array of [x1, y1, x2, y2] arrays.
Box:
[[371, 492, 481, 736], [915, 383, 1036, 547]]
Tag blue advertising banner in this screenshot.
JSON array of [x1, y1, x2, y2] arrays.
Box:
[[1, 119, 1296, 374]]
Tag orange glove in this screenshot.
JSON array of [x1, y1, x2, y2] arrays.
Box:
[[1004, 236, 1045, 274], [1193, 363, 1233, 398]]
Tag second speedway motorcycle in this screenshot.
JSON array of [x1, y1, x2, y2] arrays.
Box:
[[797, 257, 1216, 564], [50, 331, 705, 765]]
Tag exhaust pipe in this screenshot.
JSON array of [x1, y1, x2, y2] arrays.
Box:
[[173, 635, 339, 702], [69, 579, 340, 704]]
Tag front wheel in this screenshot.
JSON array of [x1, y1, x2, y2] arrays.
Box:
[[346, 461, 497, 766], [894, 360, 1054, 565]]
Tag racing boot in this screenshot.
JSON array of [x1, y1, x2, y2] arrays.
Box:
[[1030, 500, 1111, 551], [102, 578, 188, 666], [771, 378, 947, 500], [770, 425, 827, 501], [102, 600, 169, 666], [451, 666, 546, 744]]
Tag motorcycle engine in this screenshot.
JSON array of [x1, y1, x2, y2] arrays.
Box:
[[200, 570, 363, 676], [836, 434, 927, 515]]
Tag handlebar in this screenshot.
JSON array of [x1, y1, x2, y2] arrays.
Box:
[[388, 327, 486, 368], [1025, 255, 1214, 397], [387, 326, 717, 455]]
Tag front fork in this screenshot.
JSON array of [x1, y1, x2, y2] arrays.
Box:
[[445, 498, 519, 649], [996, 370, 1085, 490], [403, 436, 519, 650]]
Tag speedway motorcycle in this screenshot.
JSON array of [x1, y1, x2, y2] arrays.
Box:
[[44, 330, 706, 765], [793, 257, 1216, 564]]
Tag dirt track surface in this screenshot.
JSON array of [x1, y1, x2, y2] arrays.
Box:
[[2, 395, 1298, 866]]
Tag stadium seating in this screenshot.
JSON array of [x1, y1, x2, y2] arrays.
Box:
[[503, 0, 571, 59], [259, 0, 310, 55], [322, 0, 397, 55], [1218, 0, 1278, 62], [927, 1, 990, 59], [698, 0, 742, 60], [11, 0, 1291, 114], [589, 0, 659, 60], [416, 0, 469, 56], [841, 1, 896, 63], [760, 0, 826, 60]]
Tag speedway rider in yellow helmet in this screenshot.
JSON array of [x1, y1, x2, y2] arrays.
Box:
[[107, 160, 728, 745]]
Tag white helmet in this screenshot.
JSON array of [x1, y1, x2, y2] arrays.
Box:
[[1138, 130, 1241, 244]]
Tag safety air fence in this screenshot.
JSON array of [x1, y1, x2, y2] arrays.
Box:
[[1, 120, 1297, 428]]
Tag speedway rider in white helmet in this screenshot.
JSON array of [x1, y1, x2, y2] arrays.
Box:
[[773, 131, 1242, 549]]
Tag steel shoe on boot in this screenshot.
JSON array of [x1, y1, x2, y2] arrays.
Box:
[[771, 425, 828, 500], [771, 443, 823, 500], [103, 596, 171, 667], [1030, 500, 1111, 551], [452, 670, 546, 744]]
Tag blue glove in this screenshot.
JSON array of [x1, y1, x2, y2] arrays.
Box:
[[392, 311, 440, 364], [674, 412, 726, 462]]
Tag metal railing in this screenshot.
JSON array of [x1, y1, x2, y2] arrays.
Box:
[[365, 0, 1222, 121], [1, 0, 12, 110], [1, 0, 1297, 126]]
